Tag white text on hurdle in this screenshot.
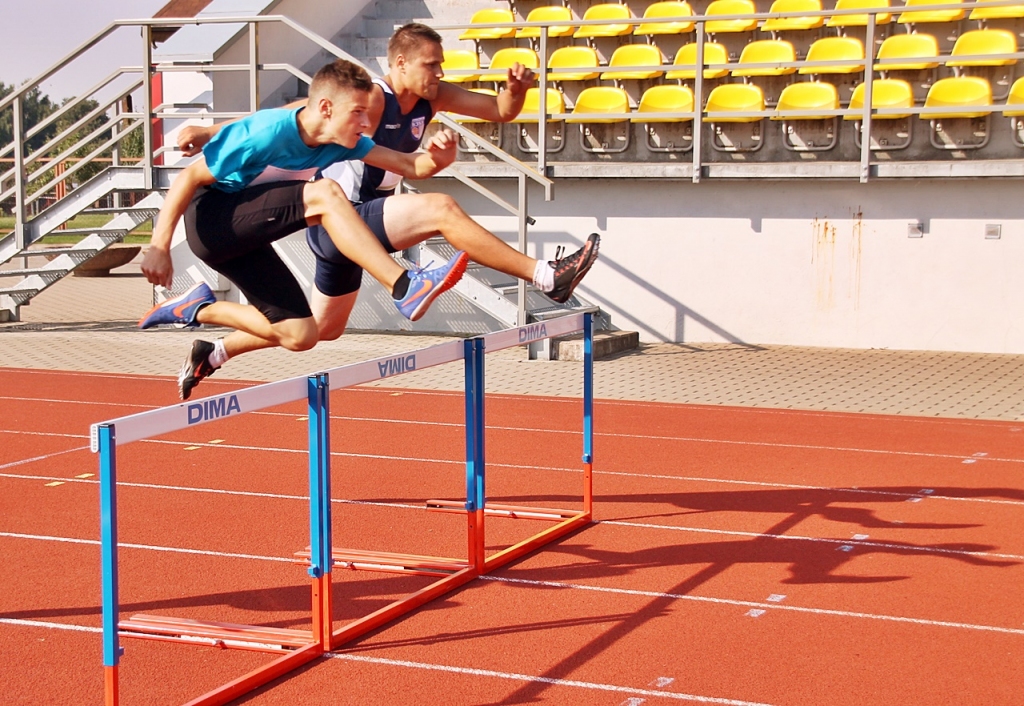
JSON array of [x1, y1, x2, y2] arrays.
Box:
[[518, 323, 548, 343], [187, 395, 242, 424], [378, 354, 416, 378]]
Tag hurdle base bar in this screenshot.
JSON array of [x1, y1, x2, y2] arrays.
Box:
[[119, 614, 312, 653], [426, 499, 580, 521], [182, 641, 324, 706], [484, 512, 592, 573], [330, 566, 477, 650], [294, 547, 469, 577]]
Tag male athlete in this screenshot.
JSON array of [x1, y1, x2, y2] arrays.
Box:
[[139, 59, 467, 399], [176, 23, 600, 399]]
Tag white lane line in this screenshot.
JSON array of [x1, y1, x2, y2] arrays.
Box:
[[0, 618, 101, 633], [4, 473, 1022, 562], [601, 520, 1024, 561], [0, 446, 88, 471], [480, 576, 1024, 636], [0, 615, 767, 705], [4, 398, 1023, 465], [325, 653, 772, 705], [3, 532, 1022, 638]]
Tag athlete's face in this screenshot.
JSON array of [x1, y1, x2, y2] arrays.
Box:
[[323, 87, 371, 147], [399, 42, 444, 100]]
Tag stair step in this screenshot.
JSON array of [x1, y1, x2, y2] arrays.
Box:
[[0, 267, 73, 278], [44, 227, 129, 236], [20, 247, 102, 257], [80, 207, 158, 215], [531, 304, 601, 319], [0, 287, 40, 298]]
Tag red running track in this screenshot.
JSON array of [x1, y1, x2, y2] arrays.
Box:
[[1, 367, 1023, 704]]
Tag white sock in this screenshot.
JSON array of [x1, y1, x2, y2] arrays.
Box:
[[533, 260, 555, 292], [208, 339, 229, 369]]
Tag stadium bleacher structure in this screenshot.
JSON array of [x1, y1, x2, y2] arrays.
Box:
[[432, 0, 1024, 165]]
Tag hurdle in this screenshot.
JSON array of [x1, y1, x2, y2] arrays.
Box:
[[93, 312, 593, 704]]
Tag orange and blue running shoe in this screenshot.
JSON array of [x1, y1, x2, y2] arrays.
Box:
[[395, 251, 469, 322], [138, 282, 216, 329]]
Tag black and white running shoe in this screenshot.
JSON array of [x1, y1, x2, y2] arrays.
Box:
[[547, 233, 601, 304], [178, 340, 217, 401]]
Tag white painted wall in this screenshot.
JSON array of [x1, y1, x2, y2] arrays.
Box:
[[413, 176, 1024, 353]]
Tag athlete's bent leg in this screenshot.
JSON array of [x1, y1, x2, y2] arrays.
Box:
[[311, 289, 359, 341], [383, 193, 535, 282]]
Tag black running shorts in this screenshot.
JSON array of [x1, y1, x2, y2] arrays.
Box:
[[184, 181, 313, 323], [305, 197, 393, 298]]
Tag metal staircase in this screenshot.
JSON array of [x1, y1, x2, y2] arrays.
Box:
[[1, 6, 621, 348]]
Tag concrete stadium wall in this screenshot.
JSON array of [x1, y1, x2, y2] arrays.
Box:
[[416, 176, 1024, 353]]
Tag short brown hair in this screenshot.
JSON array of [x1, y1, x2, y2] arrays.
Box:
[[387, 23, 443, 64], [309, 59, 373, 99]]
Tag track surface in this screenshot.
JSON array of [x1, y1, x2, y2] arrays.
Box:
[[2, 367, 1023, 705]]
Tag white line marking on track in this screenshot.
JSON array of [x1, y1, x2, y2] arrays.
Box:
[[3, 533, 1022, 637], [0, 446, 87, 470], [326, 653, 774, 705], [0, 614, 769, 705], [481, 575, 1024, 636]]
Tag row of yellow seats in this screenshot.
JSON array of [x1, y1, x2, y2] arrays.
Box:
[[460, 0, 1024, 42], [446, 75, 1024, 123], [442, 30, 1017, 84]]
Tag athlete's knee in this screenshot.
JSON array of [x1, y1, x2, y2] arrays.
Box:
[[275, 319, 319, 352], [306, 178, 348, 208], [425, 193, 465, 227]]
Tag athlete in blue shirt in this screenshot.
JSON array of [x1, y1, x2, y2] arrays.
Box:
[[139, 59, 467, 399], [179, 24, 599, 388]]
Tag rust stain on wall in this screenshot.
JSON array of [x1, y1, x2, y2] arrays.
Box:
[[812, 217, 837, 309]]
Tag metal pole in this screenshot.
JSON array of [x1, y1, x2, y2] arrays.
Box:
[[307, 373, 332, 647], [582, 313, 594, 516], [464, 338, 486, 571], [517, 173, 528, 327], [141, 24, 154, 191], [12, 96, 26, 252], [691, 23, 705, 184], [249, 22, 260, 112], [859, 13, 876, 184], [537, 26, 548, 174], [99, 424, 122, 706]]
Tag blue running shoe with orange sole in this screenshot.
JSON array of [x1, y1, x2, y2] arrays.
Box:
[[138, 282, 217, 329], [396, 251, 469, 322]]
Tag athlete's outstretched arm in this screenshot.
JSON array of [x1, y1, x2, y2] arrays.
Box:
[[140, 159, 215, 287], [433, 62, 535, 122], [361, 130, 457, 180]]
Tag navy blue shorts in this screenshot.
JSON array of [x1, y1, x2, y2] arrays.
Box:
[[306, 197, 394, 297]]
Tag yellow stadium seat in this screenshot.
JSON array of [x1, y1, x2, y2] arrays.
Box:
[[826, 0, 892, 27], [969, 1, 1024, 19], [705, 0, 760, 33], [574, 3, 634, 39], [922, 76, 992, 118], [478, 47, 540, 82], [632, 84, 696, 121], [772, 81, 839, 118], [705, 83, 766, 121], [948, 29, 1018, 68], [846, 78, 915, 119], [565, 86, 632, 122], [441, 49, 480, 83], [635, 2, 696, 35], [665, 42, 730, 79], [874, 33, 940, 71], [761, 0, 825, 32], [601, 44, 665, 80], [547, 46, 602, 81], [733, 39, 798, 77], [448, 88, 499, 122], [459, 8, 516, 41], [517, 6, 577, 39], [799, 37, 865, 75], [1003, 77, 1024, 116], [512, 87, 566, 122], [898, 0, 965, 24]]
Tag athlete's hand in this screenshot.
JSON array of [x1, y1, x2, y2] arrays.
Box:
[[505, 62, 536, 97], [177, 125, 212, 157], [141, 246, 174, 289], [424, 129, 457, 169]]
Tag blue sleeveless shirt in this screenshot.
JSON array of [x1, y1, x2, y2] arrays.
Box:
[[320, 77, 435, 203]]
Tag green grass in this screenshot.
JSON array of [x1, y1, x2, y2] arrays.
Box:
[[0, 213, 152, 243]]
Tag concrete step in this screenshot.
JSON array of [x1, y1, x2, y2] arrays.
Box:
[[553, 330, 640, 361]]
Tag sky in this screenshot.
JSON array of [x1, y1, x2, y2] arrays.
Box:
[[0, 0, 168, 102]]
